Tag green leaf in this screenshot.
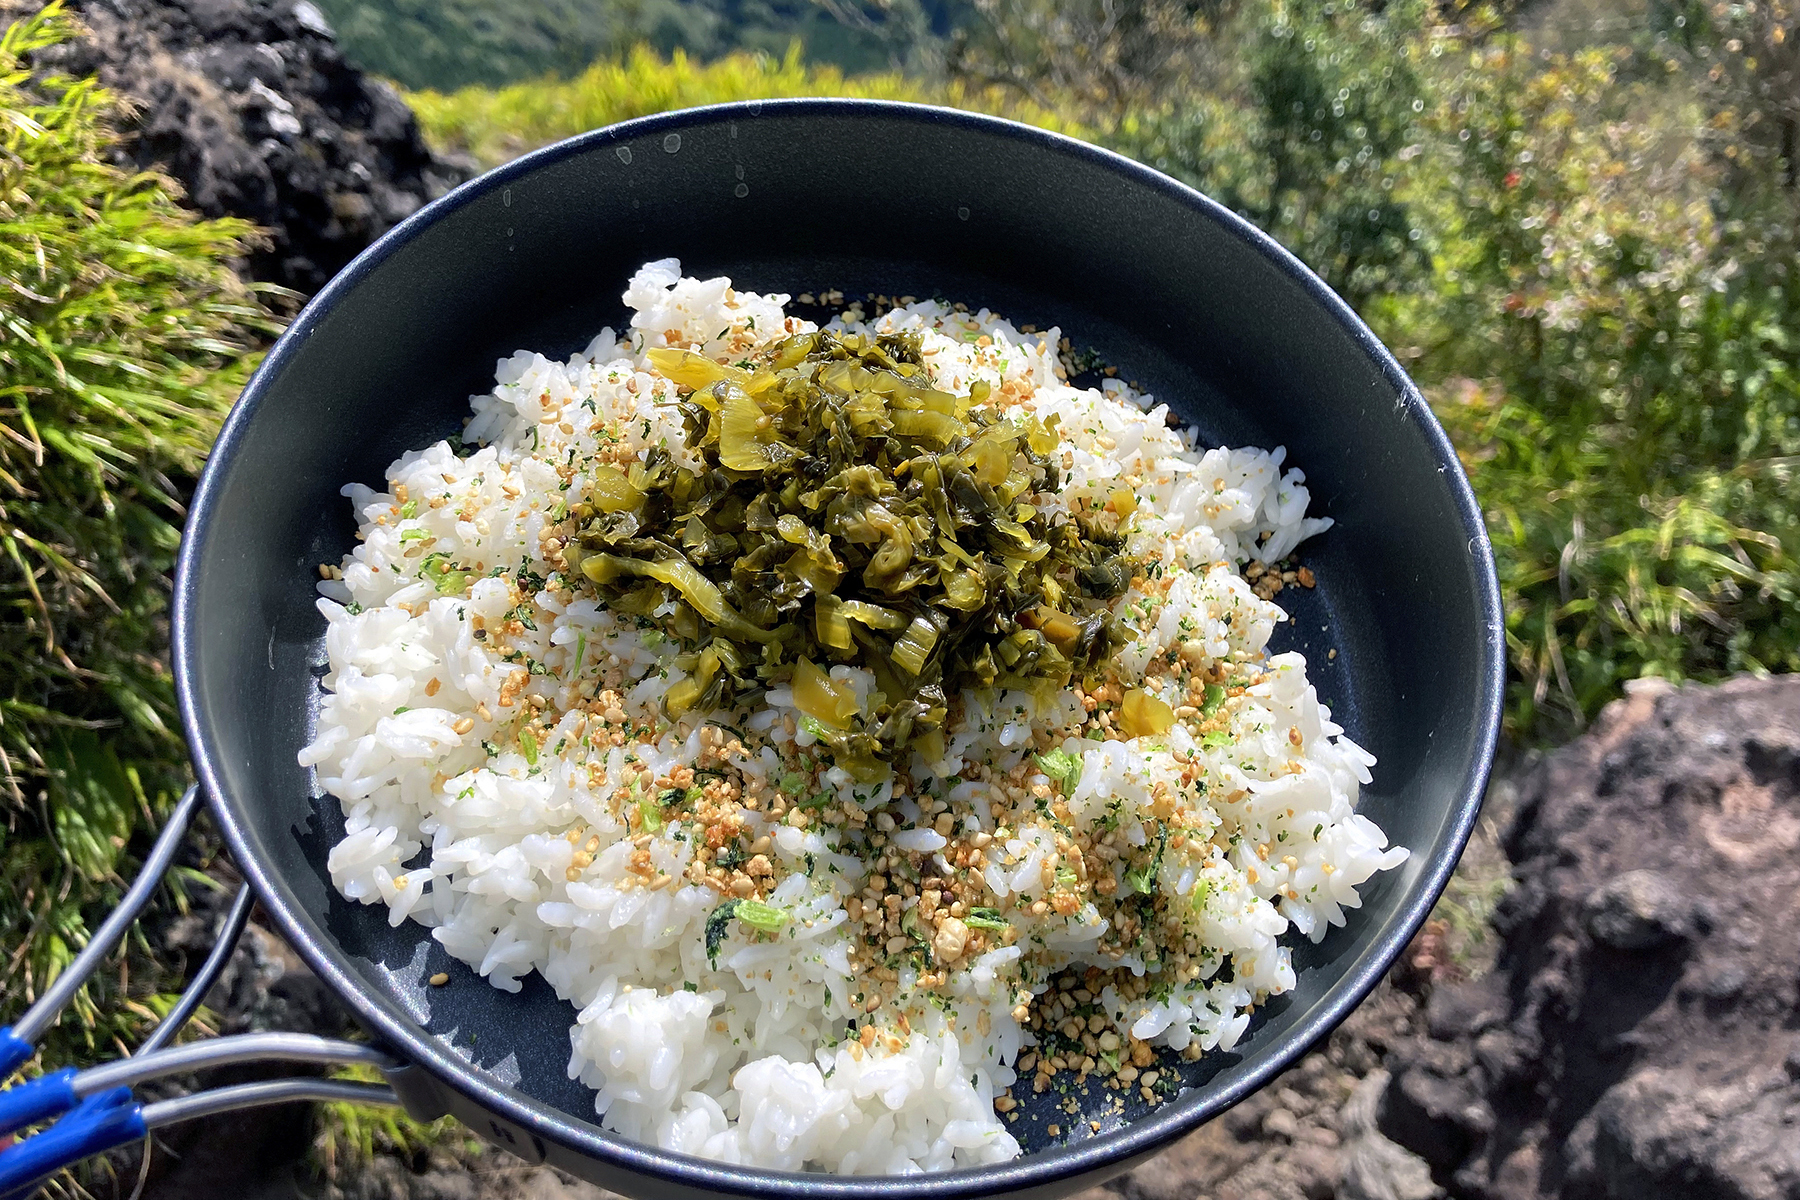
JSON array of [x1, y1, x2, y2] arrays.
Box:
[[45, 730, 134, 881], [636, 785, 663, 832]]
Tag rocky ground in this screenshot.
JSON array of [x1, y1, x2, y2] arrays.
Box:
[[14, 0, 470, 292], [1376, 675, 1800, 1200]]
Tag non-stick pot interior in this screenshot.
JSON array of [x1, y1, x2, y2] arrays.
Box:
[[177, 101, 1500, 1197]]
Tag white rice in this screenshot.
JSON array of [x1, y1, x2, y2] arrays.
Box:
[[303, 259, 1407, 1173]]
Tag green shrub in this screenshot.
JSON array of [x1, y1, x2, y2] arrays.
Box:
[[1392, 38, 1799, 737], [408, 41, 1082, 168], [1105, 0, 1434, 313], [313, 0, 626, 93], [0, 3, 280, 1064], [1084, 3, 1799, 740], [316, 0, 968, 93]]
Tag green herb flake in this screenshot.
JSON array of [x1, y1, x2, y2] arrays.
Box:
[[736, 899, 786, 933], [963, 908, 1010, 932], [705, 899, 741, 967], [1035, 748, 1082, 794], [637, 787, 664, 832]]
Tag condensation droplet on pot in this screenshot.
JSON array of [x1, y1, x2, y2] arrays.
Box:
[[729, 123, 738, 139], [615, 145, 633, 165], [747, 99, 763, 115], [734, 183, 749, 198], [502, 187, 511, 208], [735, 164, 745, 180], [957, 206, 971, 221], [663, 133, 682, 154]]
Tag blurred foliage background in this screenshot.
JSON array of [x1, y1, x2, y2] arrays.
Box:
[[309, 0, 973, 90], [3, 0, 1798, 1179]]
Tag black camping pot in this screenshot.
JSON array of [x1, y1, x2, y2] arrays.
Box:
[[171, 100, 1503, 1200]]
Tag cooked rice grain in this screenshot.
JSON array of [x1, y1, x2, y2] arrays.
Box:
[[304, 259, 1406, 1173]]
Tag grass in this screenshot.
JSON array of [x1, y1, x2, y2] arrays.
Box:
[[312, 1063, 471, 1183], [0, 2, 282, 1070], [407, 40, 1084, 169]]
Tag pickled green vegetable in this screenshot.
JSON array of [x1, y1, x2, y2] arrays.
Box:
[[564, 329, 1137, 776], [705, 899, 740, 966], [1035, 749, 1082, 795]]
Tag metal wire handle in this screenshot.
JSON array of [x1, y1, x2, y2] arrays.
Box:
[[135, 882, 254, 1058], [3, 787, 205, 1058], [0, 786, 405, 1197], [141, 1079, 399, 1130]]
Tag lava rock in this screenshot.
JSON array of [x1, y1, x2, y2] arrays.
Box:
[[1423, 972, 1506, 1042], [1341, 1072, 1445, 1200], [1377, 676, 1800, 1200], [1564, 1067, 1800, 1200], [1582, 869, 1689, 951], [18, 0, 471, 292], [1378, 1041, 1487, 1172]]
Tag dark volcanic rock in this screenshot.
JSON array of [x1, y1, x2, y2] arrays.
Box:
[[1580, 868, 1691, 950], [1376, 676, 1800, 1200], [20, 0, 470, 291]]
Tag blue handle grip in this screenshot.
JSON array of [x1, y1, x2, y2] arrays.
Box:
[[0, 1071, 76, 1139], [0, 1030, 30, 1081], [0, 1087, 145, 1196]]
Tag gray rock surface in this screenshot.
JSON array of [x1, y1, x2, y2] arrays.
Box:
[[1579, 868, 1690, 951], [1378, 675, 1800, 1200], [1339, 1073, 1443, 1200]]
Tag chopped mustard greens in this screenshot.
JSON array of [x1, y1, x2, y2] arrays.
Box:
[[566, 329, 1137, 778]]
